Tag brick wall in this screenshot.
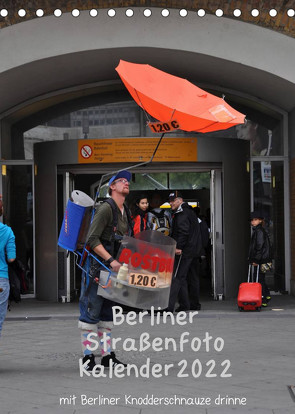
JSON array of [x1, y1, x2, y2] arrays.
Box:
[[1, 0, 295, 38]]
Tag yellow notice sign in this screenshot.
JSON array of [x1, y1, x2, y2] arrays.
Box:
[[78, 137, 197, 163]]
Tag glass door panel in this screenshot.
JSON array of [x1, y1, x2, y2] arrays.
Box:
[[253, 161, 285, 291]]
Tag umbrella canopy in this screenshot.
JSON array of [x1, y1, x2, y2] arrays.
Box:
[[116, 60, 245, 133]]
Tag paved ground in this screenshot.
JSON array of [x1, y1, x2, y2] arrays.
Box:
[[1, 294, 295, 414]]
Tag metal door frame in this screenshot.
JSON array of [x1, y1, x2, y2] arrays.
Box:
[[250, 157, 290, 293], [0, 160, 36, 297], [210, 169, 224, 300], [58, 171, 75, 302], [59, 163, 224, 301]]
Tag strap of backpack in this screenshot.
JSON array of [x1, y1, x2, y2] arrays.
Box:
[[105, 198, 118, 256], [104, 198, 134, 246], [124, 204, 134, 237]]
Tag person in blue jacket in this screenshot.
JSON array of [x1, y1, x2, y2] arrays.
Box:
[[0, 200, 16, 338]]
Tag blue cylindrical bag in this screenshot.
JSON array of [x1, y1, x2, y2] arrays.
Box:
[[58, 200, 87, 251]]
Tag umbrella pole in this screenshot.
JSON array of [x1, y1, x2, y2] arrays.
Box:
[[78, 133, 165, 268], [94, 132, 165, 202]]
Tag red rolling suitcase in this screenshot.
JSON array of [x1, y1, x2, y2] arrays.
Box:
[[237, 265, 262, 311]]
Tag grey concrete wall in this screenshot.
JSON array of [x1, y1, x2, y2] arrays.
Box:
[[198, 137, 250, 297], [0, 10, 294, 81], [289, 107, 295, 295], [0, 9, 295, 117], [289, 107, 295, 159], [34, 140, 78, 301]]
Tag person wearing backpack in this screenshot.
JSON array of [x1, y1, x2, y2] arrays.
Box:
[[248, 211, 272, 307], [167, 191, 202, 312], [0, 200, 16, 338], [146, 192, 172, 236], [78, 170, 134, 371]]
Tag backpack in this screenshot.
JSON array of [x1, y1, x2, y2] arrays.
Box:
[[84, 198, 134, 295], [8, 259, 27, 303], [146, 208, 171, 236], [104, 198, 133, 235], [262, 227, 273, 261], [90, 198, 134, 258]]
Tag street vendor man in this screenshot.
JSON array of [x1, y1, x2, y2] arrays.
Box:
[[78, 170, 133, 371]]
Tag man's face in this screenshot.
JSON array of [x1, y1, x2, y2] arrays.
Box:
[[111, 178, 130, 195], [169, 197, 182, 211]]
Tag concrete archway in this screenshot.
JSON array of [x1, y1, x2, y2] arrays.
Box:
[[0, 7, 293, 298], [0, 8, 294, 120]]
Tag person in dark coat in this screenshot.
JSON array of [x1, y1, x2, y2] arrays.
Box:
[[185, 207, 210, 311], [167, 191, 202, 312], [248, 211, 272, 307]]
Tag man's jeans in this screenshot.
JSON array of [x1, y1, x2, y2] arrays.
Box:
[[0, 277, 10, 337], [79, 273, 113, 324]]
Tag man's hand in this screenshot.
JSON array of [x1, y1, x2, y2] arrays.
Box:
[[110, 260, 122, 273], [175, 249, 182, 255], [93, 244, 122, 273]]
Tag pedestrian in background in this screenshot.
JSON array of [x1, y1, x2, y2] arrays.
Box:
[[132, 194, 149, 235], [186, 206, 210, 311], [0, 200, 16, 337], [146, 191, 171, 236], [248, 211, 272, 307], [167, 191, 202, 312]]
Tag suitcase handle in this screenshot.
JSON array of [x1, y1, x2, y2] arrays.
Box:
[[247, 264, 259, 283]]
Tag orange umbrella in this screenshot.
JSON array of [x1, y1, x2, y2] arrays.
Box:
[[116, 60, 245, 133]]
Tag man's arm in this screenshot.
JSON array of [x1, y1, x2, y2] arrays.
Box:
[[88, 203, 122, 273], [92, 244, 121, 273], [6, 229, 16, 263], [175, 214, 190, 252]]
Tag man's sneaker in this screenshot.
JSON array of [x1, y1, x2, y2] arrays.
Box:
[[101, 352, 127, 369], [261, 302, 268, 307], [266, 296, 271, 303], [82, 354, 96, 371]]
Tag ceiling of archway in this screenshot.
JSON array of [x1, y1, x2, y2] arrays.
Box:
[[1, 1, 295, 125], [1, 47, 293, 128], [1, 0, 295, 38]]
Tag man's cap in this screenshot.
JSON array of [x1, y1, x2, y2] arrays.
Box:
[[168, 190, 183, 201], [108, 170, 131, 186], [250, 210, 264, 220]]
